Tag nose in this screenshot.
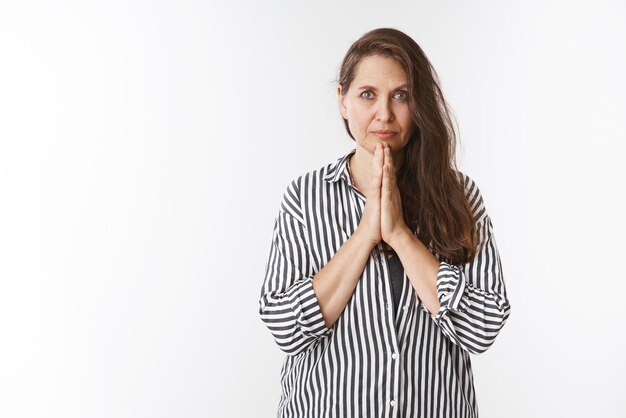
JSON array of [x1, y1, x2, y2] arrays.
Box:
[[375, 98, 394, 122]]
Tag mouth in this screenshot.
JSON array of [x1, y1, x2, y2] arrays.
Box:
[[372, 130, 397, 138]]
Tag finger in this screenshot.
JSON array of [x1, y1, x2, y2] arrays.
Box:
[[382, 162, 392, 194], [385, 144, 395, 168], [380, 142, 388, 167], [373, 143, 383, 176], [371, 144, 383, 194], [384, 146, 397, 187], [384, 145, 395, 172]]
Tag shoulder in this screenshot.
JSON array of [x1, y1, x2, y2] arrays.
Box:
[[456, 170, 488, 225], [279, 160, 337, 224]]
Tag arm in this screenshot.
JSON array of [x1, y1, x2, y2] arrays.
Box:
[[424, 213, 511, 355], [258, 184, 378, 356], [311, 150, 383, 328], [387, 228, 441, 316], [389, 177, 511, 355], [260, 151, 384, 355], [258, 207, 330, 356], [311, 227, 377, 329]]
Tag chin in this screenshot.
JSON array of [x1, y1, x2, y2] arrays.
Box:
[[371, 138, 397, 151]]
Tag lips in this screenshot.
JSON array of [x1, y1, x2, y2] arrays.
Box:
[[372, 130, 397, 139]]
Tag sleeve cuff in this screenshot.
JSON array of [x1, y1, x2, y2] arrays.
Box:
[[289, 277, 333, 338], [422, 261, 468, 322]]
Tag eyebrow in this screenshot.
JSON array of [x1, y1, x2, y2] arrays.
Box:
[[356, 84, 408, 91]]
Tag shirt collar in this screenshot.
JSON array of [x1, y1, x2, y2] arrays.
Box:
[[322, 148, 356, 184]]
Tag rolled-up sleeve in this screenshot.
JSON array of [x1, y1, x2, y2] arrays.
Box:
[[422, 180, 511, 355], [259, 205, 332, 356]]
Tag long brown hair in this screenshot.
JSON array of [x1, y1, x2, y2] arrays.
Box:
[[337, 28, 478, 264]]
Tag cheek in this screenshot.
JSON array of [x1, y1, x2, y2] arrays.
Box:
[[347, 108, 369, 132], [398, 108, 414, 130]]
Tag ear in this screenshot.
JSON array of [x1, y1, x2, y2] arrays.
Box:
[[337, 85, 348, 119]]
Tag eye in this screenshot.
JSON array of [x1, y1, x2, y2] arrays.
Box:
[[360, 90, 374, 100], [394, 91, 408, 101]]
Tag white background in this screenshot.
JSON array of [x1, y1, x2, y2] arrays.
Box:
[[1, 1, 625, 417]]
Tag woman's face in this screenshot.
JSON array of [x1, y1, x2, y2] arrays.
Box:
[[338, 54, 415, 156]]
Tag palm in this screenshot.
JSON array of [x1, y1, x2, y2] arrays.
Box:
[[380, 146, 406, 244], [357, 143, 408, 248]]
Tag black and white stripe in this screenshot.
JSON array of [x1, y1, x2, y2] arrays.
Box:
[[259, 148, 511, 418]]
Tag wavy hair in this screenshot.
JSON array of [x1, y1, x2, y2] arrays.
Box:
[[337, 28, 478, 264]]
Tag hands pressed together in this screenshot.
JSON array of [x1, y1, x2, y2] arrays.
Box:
[[310, 142, 442, 328], [358, 142, 412, 249]]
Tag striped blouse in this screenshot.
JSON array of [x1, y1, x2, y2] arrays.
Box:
[[259, 148, 511, 418]]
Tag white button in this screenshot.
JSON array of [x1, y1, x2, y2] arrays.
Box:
[[391, 353, 397, 359], [403, 305, 408, 310], [390, 400, 396, 407]]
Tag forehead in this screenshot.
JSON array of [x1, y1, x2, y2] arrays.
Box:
[[352, 54, 407, 86]]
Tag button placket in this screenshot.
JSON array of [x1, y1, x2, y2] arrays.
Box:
[[375, 245, 402, 416]]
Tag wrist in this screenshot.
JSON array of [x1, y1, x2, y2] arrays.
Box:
[[386, 225, 413, 250], [353, 226, 380, 250]]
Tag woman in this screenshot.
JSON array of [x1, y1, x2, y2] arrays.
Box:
[[259, 27, 511, 418]]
